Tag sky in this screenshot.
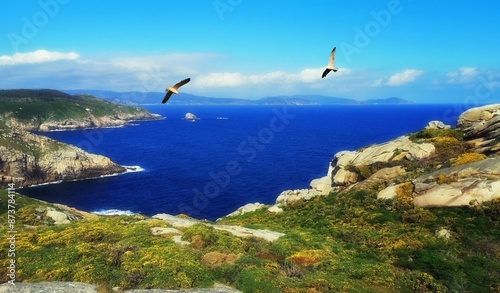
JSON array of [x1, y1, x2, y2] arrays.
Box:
[[1, 0, 499, 104]]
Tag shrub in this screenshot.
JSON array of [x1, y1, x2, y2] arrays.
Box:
[[435, 173, 457, 184], [355, 165, 372, 180], [393, 182, 415, 211], [451, 152, 487, 166]]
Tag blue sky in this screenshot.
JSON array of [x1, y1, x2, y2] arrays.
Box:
[[1, 0, 499, 103]]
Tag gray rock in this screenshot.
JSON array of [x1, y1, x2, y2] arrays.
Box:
[[0, 282, 241, 293], [46, 210, 70, 225], [0, 282, 98, 293], [330, 136, 434, 187], [276, 189, 320, 205], [150, 227, 182, 236], [153, 214, 284, 242], [267, 205, 284, 214], [425, 120, 451, 130], [223, 203, 267, 218], [435, 228, 451, 239], [457, 104, 500, 155]]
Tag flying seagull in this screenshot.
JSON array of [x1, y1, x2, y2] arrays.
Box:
[[161, 78, 191, 103], [322, 47, 338, 78]]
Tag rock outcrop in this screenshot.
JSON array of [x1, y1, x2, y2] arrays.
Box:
[[0, 125, 126, 187], [412, 156, 500, 207], [0, 282, 242, 293], [377, 156, 500, 207], [457, 104, 500, 155], [329, 136, 435, 187], [153, 213, 284, 242]]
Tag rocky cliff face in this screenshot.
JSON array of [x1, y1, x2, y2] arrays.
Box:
[[0, 125, 125, 188], [274, 105, 500, 209], [5, 110, 162, 132], [457, 104, 500, 155]]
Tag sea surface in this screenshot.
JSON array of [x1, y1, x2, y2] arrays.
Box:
[[19, 104, 468, 220]]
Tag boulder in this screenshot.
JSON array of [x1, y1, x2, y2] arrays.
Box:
[[149, 227, 182, 236], [46, 210, 70, 225], [224, 203, 267, 218], [385, 156, 500, 208], [329, 136, 434, 187], [425, 120, 451, 130], [435, 228, 451, 239], [276, 189, 320, 205], [457, 104, 500, 155], [267, 205, 284, 214]]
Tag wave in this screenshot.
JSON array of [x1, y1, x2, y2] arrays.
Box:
[[92, 209, 137, 216], [22, 165, 144, 188], [123, 165, 145, 172]]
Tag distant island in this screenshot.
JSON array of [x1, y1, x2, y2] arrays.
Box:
[[63, 89, 413, 106]]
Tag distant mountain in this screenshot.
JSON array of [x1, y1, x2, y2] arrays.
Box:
[[63, 90, 412, 105]]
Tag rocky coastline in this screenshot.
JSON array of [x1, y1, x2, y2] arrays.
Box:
[[0, 125, 128, 188], [5, 109, 162, 132], [1, 104, 499, 292], [223, 104, 500, 217]]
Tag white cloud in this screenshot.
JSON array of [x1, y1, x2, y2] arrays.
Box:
[[386, 69, 423, 86], [0, 50, 80, 66], [193, 67, 353, 88], [447, 67, 479, 83], [194, 72, 246, 87]]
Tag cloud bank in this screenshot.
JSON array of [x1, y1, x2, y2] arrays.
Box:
[[386, 69, 423, 86], [0, 50, 80, 66]]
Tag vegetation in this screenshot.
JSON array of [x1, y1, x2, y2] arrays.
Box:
[[0, 89, 149, 124], [1, 187, 498, 292]]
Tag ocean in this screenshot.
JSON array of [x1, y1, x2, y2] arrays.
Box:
[[18, 104, 466, 221]]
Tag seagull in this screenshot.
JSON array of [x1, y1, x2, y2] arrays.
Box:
[[161, 78, 191, 103], [322, 47, 338, 78]]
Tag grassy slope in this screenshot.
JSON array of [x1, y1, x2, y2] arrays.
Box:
[[0, 89, 149, 123], [0, 187, 498, 292]]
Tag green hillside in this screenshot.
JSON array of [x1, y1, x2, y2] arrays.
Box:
[[1, 186, 498, 292], [0, 89, 153, 125]]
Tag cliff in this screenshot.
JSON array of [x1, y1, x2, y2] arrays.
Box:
[[0, 123, 126, 187], [271, 105, 500, 210], [0, 89, 162, 131]]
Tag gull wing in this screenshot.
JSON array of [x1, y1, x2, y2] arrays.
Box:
[[161, 91, 174, 104], [322, 68, 331, 79], [328, 47, 336, 67], [172, 78, 191, 90]]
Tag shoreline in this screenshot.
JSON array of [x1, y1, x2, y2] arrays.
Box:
[[16, 165, 145, 189]]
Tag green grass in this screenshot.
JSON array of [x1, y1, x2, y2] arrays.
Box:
[[0, 89, 149, 124], [1, 188, 498, 292]]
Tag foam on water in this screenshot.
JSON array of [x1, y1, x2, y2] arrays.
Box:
[[92, 209, 137, 216]]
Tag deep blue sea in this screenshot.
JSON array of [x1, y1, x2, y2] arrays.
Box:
[[18, 104, 467, 220]]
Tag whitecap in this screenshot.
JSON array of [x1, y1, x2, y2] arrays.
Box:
[[123, 165, 145, 172], [92, 209, 137, 216]]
